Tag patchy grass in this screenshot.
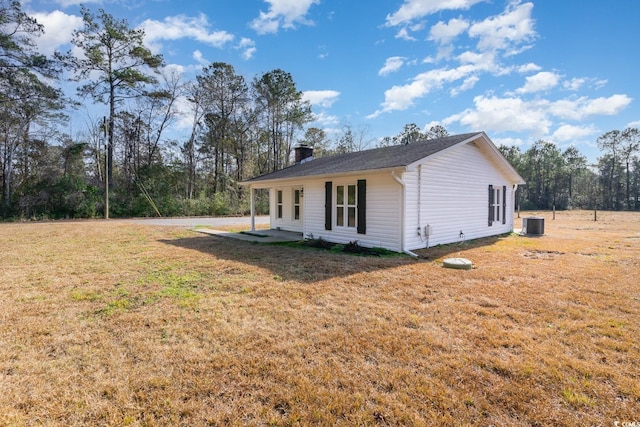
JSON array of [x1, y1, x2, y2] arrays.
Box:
[[0, 211, 639, 426]]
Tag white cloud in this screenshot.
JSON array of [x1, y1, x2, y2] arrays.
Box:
[[173, 94, 198, 131], [627, 120, 640, 129], [386, 0, 484, 27], [395, 27, 417, 41], [429, 18, 469, 44], [429, 17, 470, 59], [423, 120, 443, 132], [377, 65, 480, 113], [450, 75, 479, 96], [516, 71, 561, 94], [456, 52, 536, 77], [372, 58, 494, 116], [53, 0, 99, 6], [139, 14, 234, 52], [366, 110, 383, 120], [456, 50, 498, 71], [552, 124, 598, 142], [468, 2, 536, 53], [444, 95, 552, 135], [562, 77, 609, 91], [311, 111, 340, 129], [378, 56, 407, 76], [549, 94, 632, 120], [29, 10, 83, 55], [579, 94, 632, 116], [163, 63, 186, 76], [435, 45, 455, 60], [563, 77, 587, 91], [241, 47, 256, 60], [193, 50, 208, 66], [302, 90, 340, 108], [250, 0, 320, 34], [594, 79, 608, 89], [517, 63, 542, 73], [236, 38, 256, 60], [443, 93, 632, 137]]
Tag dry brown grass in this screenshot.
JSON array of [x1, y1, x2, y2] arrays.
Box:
[[1, 210, 638, 426]]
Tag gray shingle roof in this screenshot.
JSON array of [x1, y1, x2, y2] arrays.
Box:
[[246, 132, 483, 182]]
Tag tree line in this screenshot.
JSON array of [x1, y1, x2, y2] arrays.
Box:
[[1, 1, 638, 220], [1, 2, 319, 218], [499, 128, 639, 211]]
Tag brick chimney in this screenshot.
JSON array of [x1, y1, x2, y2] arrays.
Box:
[[294, 144, 314, 164]]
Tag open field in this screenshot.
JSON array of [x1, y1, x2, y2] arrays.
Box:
[[1, 210, 639, 426]]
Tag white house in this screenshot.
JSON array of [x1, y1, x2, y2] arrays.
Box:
[[242, 132, 525, 256]]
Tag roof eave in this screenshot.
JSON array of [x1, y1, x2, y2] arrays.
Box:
[[240, 166, 407, 188]]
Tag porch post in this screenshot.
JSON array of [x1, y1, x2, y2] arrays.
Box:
[[250, 186, 256, 232]]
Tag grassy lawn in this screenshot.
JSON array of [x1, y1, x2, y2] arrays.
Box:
[[1, 211, 639, 426]]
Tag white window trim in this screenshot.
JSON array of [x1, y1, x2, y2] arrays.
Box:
[[292, 188, 301, 221], [276, 189, 283, 219], [335, 183, 357, 229], [491, 186, 501, 223]]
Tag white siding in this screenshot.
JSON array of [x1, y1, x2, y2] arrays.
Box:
[[404, 142, 515, 250], [270, 185, 304, 232], [259, 139, 520, 253], [272, 172, 403, 252]]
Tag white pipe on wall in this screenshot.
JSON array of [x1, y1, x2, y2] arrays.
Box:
[[391, 170, 419, 258]]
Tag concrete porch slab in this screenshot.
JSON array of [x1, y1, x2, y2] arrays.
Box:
[[195, 228, 303, 243]]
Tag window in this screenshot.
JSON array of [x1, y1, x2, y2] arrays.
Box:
[[293, 189, 301, 220], [488, 185, 507, 226], [347, 185, 356, 227], [276, 190, 283, 219], [336, 184, 357, 228], [336, 185, 345, 227], [325, 182, 332, 230], [325, 180, 366, 234], [492, 186, 501, 223]]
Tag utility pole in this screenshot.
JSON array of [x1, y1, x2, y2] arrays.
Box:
[[103, 116, 109, 220], [589, 164, 598, 222]]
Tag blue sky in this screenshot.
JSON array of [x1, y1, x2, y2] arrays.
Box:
[[24, 0, 640, 162]]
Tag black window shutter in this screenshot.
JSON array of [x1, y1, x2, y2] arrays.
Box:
[[357, 179, 366, 234], [488, 185, 494, 226], [502, 185, 507, 225], [325, 181, 332, 230]]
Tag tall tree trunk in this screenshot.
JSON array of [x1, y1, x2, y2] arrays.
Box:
[[108, 93, 115, 187], [626, 160, 631, 210], [3, 143, 13, 209], [608, 157, 615, 209]]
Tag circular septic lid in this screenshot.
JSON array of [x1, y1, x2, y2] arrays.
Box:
[[442, 257, 473, 270]]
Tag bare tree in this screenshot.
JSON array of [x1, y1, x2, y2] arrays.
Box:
[[60, 7, 164, 188], [182, 81, 206, 199], [425, 124, 449, 139], [394, 123, 424, 145]]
